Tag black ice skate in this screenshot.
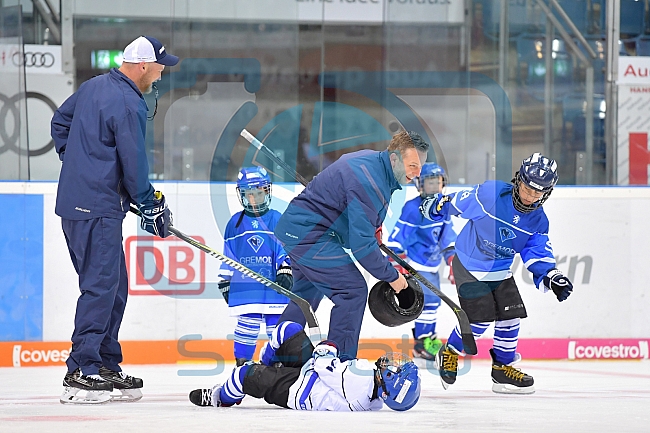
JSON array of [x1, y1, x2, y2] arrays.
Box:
[[189, 387, 216, 407], [490, 349, 535, 394], [99, 366, 143, 402], [235, 358, 250, 367], [435, 343, 460, 390], [189, 384, 241, 408], [412, 329, 443, 361], [60, 369, 113, 405]]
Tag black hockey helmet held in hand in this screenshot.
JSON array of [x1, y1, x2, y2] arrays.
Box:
[[368, 275, 424, 327]]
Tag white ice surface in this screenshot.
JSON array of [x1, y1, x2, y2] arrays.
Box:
[[0, 360, 649, 433]]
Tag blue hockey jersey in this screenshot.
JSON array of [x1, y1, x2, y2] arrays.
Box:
[[386, 195, 456, 273], [219, 209, 290, 316], [439, 181, 556, 290]]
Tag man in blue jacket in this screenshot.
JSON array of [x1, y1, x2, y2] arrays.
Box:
[[274, 130, 429, 360], [51, 36, 178, 404]]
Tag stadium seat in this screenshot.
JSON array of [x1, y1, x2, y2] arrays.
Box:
[[636, 35, 650, 56]]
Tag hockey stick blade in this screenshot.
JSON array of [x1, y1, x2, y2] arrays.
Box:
[[380, 244, 478, 355], [128, 206, 321, 341]]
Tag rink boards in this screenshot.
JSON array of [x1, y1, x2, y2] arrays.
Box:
[[1, 182, 650, 367]]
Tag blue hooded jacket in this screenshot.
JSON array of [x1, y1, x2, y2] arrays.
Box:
[[51, 68, 155, 220], [274, 149, 401, 283]]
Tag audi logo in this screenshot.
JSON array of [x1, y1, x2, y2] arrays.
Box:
[[12, 51, 56, 68], [0, 92, 58, 156]]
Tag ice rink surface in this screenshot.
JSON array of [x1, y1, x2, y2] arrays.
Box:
[[1, 359, 649, 433]]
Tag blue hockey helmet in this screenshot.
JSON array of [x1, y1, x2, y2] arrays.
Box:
[[414, 163, 447, 198], [512, 152, 558, 213], [236, 167, 272, 215], [375, 353, 421, 411]]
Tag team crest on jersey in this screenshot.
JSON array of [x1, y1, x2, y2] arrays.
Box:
[[513, 215, 520, 224], [251, 220, 259, 229], [460, 190, 471, 200], [247, 235, 265, 253], [499, 227, 516, 242]]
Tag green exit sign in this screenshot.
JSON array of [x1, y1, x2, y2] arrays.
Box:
[[90, 50, 123, 69]]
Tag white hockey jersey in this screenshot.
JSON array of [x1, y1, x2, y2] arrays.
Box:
[[286, 357, 384, 411]]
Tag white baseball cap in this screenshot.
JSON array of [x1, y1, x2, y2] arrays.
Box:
[[122, 35, 179, 66]]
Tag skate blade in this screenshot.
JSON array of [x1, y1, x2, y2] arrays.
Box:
[[111, 388, 143, 402], [491, 383, 535, 395], [60, 387, 112, 405], [434, 356, 453, 390], [412, 349, 435, 361]]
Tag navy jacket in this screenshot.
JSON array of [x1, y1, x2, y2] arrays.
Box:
[[275, 149, 401, 283], [52, 68, 154, 220]]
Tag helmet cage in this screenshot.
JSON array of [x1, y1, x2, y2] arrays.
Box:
[[237, 184, 272, 215], [414, 163, 447, 198], [375, 353, 420, 411], [512, 153, 558, 214], [236, 167, 272, 215]]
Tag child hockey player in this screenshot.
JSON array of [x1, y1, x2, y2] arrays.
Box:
[[219, 167, 292, 366], [386, 163, 456, 361], [189, 321, 421, 411], [420, 153, 573, 394]]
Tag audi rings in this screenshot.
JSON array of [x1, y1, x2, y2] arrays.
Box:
[[12, 51, 56, 68], [0, 92, 58, 156]]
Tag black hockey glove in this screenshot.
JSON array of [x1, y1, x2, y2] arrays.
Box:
[[419, 193, 451, 221], [543, 269, 573, 302], [275, 266, 293, 290], [218, 280, 230, 303], [138, 191, 172, 238]]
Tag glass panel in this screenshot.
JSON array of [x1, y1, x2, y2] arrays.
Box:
[[0, 5, 28, 180]]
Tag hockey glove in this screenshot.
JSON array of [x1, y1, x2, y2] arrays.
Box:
[[138, 191, 172, 238], [218, 280, 230, 303], [543, 269, 573, 302], [275, 266, 293, 290], [312, 340, 339, 360], [447, 255, 456, 285], [419, 193, 451, 221]]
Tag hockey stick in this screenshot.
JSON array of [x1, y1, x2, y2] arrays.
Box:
[[128, 206, 321, 341], [239, 129, 477, 355], [381, 250, 477, 355]]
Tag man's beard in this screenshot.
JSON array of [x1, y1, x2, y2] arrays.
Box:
[[142, 83, 153, 94], [392, 163, 407, 184]]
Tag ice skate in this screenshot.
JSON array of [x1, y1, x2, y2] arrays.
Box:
[[412, 331, 442, 361], [189, 386, 216, 407], [490, 349, 535, 394], [435, 343, 459, 390], [189, 384, 242, 408], [235, 358, 250, 367], [99, 366, 143, 402], [60, 369, 113, 405]]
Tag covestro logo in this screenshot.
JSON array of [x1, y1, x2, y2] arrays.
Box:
[[12, 345, 70, 367], [568, 340, 649, 360]]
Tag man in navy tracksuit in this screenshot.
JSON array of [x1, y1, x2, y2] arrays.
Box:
[[274, 131, 429, 360], [51, 36, 178, 404]]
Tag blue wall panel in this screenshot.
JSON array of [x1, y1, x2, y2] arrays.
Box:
[[0, 194, 43, 341]]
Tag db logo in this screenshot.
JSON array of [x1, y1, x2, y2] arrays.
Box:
[[125, 236, 206, 295]]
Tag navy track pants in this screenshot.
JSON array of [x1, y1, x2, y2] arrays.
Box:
[[62, 217, 127, 375]]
